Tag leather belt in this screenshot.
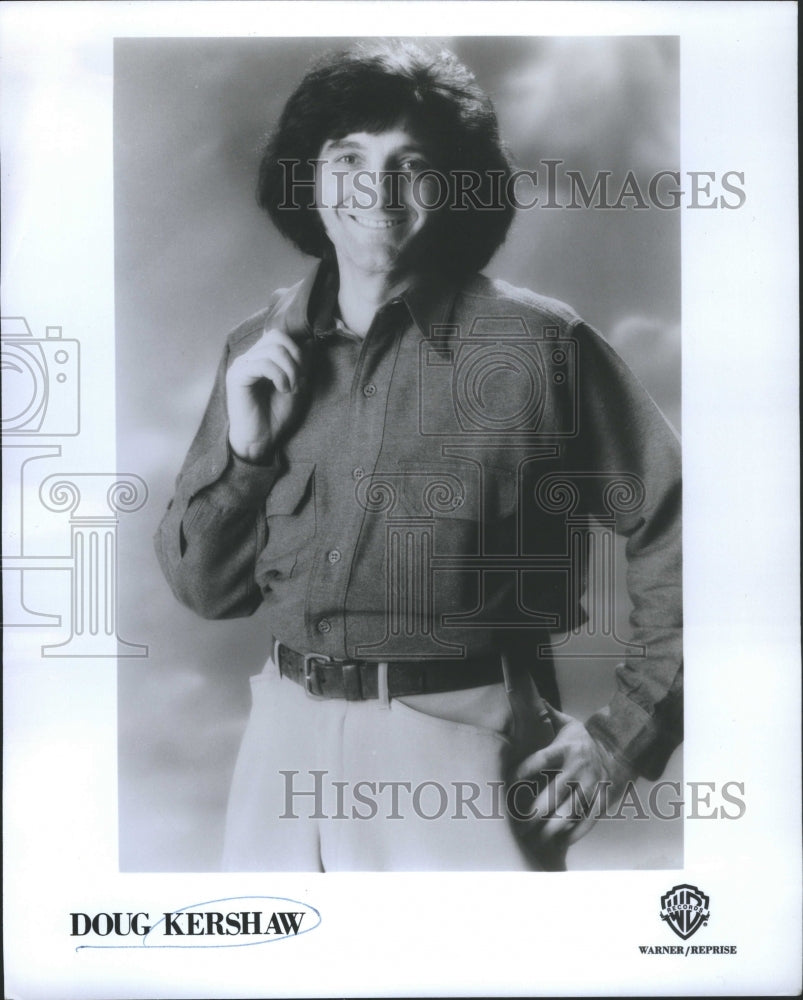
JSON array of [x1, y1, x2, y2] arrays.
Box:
[[273, 639, 503, 701]]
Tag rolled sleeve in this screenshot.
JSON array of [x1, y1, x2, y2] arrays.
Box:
[[569, 320, 683, 779]]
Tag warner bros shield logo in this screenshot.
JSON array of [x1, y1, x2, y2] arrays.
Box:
[[660, 884, 711, 940]]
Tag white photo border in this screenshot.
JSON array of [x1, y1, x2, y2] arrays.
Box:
[[2, 2, 799, 998]]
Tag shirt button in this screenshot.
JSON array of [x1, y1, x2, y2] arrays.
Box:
[[352, 467, 365, 480], [363, 383, 376, 397], [317, 618, 332, 634], [327, 549, 341, 564]]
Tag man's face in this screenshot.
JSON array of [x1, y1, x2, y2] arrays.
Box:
[[316, 125, 436, 281]]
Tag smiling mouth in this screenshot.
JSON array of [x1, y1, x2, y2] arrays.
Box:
[[348, 214, 408, 230]]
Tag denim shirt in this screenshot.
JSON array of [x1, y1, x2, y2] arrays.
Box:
[[155, 264, 682, 779]]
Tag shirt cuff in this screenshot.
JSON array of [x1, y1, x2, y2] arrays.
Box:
[[585, 693, 676, 782], [590, 728, 639, 789]]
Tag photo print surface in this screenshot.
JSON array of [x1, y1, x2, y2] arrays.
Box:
[[113, 35, 683, 873]]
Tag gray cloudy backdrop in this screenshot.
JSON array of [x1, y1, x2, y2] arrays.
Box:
[[115, 36, 681, 872]]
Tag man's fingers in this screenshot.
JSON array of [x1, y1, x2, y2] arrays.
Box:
[[236, 356, 297, 394], [517, 773, 601, 844], [536, 801, 598, 844], [545, 702, 575, 730], [244, 341, 301, 367], [224, 329, 311, 460], [537, 813, 576, 842], [258, 327, 303, 364], [244, 340, 301, 368], [514, 744, 565, 782], [565, 812, 598, 845], [529, 771, 578, 822], [509, 770, 568, 830], [229, 330, 306, 389], [234, 341, 304, 389]]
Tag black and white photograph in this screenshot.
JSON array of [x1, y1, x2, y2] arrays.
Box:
[[115, 34, 683, 876], [2, 2, 799, 997]]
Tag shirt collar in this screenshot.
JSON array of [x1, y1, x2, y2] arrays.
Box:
[[301, 261, 458, 341], [403, 275, 459, 338]]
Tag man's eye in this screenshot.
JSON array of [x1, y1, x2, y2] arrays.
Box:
[[399, 157, 428, 171], [335, 153, 358, 165]]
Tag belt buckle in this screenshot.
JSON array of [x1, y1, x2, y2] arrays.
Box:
[[303, 652, 331, 698]]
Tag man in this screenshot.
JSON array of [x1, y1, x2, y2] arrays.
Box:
[[155, 41, 682, 871]]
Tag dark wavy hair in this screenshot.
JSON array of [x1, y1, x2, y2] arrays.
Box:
[[256, 40, 516, 279]]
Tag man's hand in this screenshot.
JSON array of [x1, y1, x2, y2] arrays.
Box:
[[226, 328, 307, 463], [514, 705, 631, 849]]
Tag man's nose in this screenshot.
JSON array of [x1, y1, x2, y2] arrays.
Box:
[[352, 161, 406, 210], [376, 167, 406, 209]]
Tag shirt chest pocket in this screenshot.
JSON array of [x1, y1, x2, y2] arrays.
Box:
[[394, 460, 518, 554], [395, 461, 518, 522], [259, 461, 317, 579]]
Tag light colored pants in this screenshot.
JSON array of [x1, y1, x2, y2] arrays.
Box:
[[222, 656, 562, 871]]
